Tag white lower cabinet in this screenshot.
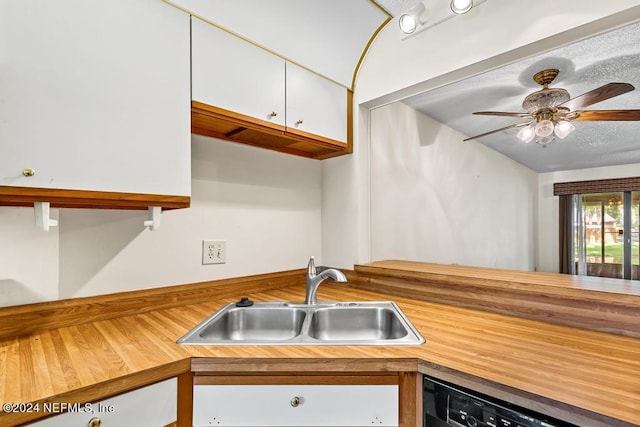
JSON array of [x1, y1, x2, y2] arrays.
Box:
[[193, 384, 399, 426], [26, 378, 176, 427]]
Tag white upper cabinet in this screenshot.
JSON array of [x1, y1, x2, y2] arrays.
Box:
[[0, 0, 191, 197], [191, 17, 286, 127], [191, 18, 348, 145], [182, 0, 388, 158], [163, 0, 389, 88], [286, 62, 348, 143]]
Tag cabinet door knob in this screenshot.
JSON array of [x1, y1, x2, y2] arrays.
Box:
[[22, 168, 35, 177], [295, 119, 303, 126], [269, 111, 278, 118], [88, 417, 102, 427], [290, 396, 301, 407]]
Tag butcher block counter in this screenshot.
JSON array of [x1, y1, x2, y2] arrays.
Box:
[[0, 263, 639, 426]]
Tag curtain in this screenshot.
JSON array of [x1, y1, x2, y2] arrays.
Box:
[[558, 195, 572, 274]]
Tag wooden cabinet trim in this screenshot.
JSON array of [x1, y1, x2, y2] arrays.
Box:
[[194, 374, 398, 386], [177, 371, 194, 427], [191, 100, 351, 160], [398, 372, 421, 427], [190, 357, 420, 374], [0, 186, 190, 210]]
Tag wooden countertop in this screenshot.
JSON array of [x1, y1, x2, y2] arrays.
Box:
[[357, 260, 640, 296], [1, 271, 639, 426], [351, 261, 640, 338]]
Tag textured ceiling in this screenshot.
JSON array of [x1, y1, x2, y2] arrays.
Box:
[[372, 0, 422, 17], [402, 21, 640, 173]]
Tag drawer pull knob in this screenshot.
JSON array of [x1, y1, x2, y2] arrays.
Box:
[[295, 119, 304, 126], [22, 168, 35, 177], [290, 396, 301, 407], [88, 417, 102, 427], [269, 111, 278, 117]]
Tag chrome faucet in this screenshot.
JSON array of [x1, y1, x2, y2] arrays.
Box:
[[305, 256, 347, 305]]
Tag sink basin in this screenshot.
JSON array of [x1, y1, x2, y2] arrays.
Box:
[[307, 306, 409, 341], [197, 306, 306, 341], [177, 301, 424, 346]]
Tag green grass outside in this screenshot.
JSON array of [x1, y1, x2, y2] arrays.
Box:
[[584, 243, 640, 264]]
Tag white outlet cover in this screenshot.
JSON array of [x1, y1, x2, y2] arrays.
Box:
[[202, 240, 226, 265]]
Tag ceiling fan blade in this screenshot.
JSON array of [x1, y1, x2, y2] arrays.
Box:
[[572, 110, 640, 121], [463, 121, 532, 142], [472, 111, 533, 118], [559, 82, 635, 111]]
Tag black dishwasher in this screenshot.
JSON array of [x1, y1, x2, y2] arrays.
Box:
[[424, 376, 577, 427]]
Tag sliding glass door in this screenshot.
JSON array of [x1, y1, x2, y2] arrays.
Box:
[[574, 192, 624, 278], [573, 191, 640, 279], [556, 177, 640, 280]]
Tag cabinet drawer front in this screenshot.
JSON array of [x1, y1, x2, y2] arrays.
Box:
[[25, 378, 176, 427], [193, 384, 398, 426], [191, 18, 286, 127]]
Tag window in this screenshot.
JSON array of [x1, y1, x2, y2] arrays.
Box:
[[555, 178, 640, 280]]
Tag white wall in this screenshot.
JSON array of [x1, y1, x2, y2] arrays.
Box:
[[537, 163, 640, 273], [0, 208, 59, 305], [369, 102, 537, 270], [1, 136, 321, 306], [57, 135, 321, 299]]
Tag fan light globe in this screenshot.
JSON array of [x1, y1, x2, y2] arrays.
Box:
[[535, 119, 554, 138], [554, 120, 576, 139], [537, 135, 554, 145], [517, 125, 535, 143]]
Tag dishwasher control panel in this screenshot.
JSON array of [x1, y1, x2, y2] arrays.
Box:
[[424, 376, 577, 427]]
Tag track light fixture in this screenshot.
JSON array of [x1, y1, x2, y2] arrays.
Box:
[[450, 0, 473, 14], [398, 1, 428, 34]]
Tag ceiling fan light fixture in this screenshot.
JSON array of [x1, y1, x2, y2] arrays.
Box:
[[534, 119, 554, 138], [536, 135, 555, 145], [450, 0, 473, 14], [399, 2, 427, 34], [554, 120, 576, 139], [465, 69, 640, 147], [516, 125, 535, 143]]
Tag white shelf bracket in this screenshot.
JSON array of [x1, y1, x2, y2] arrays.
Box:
[[143, 206, 162, 231], [34, 202, 58, 232]]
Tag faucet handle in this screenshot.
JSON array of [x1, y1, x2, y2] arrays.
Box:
[[307, 256, 316, 277]]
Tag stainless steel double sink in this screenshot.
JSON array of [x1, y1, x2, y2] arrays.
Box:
[[177, 301, 425, 345]]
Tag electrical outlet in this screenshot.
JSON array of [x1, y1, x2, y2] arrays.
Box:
[[202, 240, 226, 265]]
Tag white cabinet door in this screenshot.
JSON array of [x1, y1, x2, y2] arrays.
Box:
[[191, 17, 286, 127], [0, 0, 191, 196], [25, 378, 177, 427], [286, 62, 348, 143], [193, 384, 398, 426]]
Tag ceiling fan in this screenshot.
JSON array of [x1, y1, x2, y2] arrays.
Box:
[[463, 69, 640, 145]]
